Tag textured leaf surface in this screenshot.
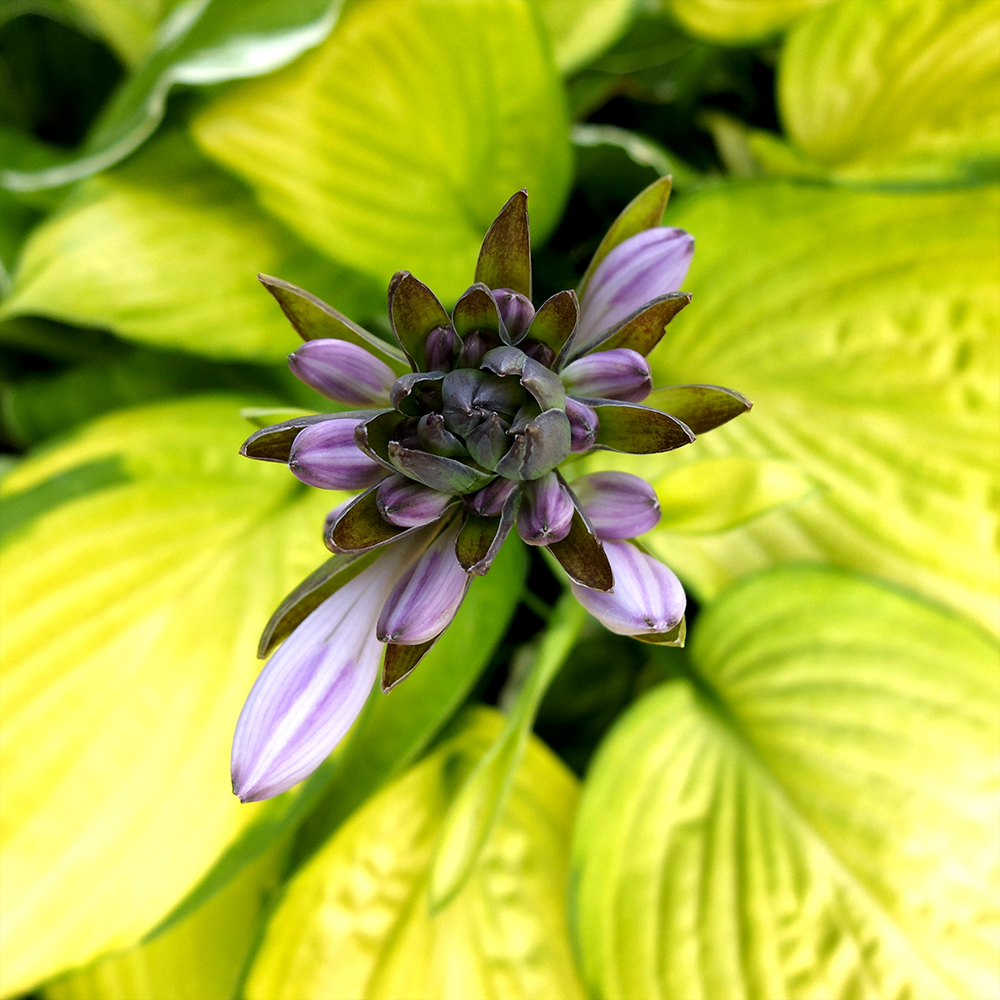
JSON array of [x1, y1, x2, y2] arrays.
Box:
[[192, 0, 571, 302], [42, 838, 289, 1000], [0, 397, 337, 996], [571, 566, 1000, 1000], [633, 181, 998, 631], [245, 708, 586, 1000], [0, 133, 383, 361], [778, 0, 1000, 184], [665, 0, 832, 44]]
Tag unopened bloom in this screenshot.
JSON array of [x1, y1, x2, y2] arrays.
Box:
[[233, 178, 751, 800]]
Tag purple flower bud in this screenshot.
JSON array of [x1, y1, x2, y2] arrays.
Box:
[[560, 348, 652, 403], [576, 228, 694, 355], [424, 325, 458, 371], [457, 330, 498, 368], [376, 474, 456, 527], [565, 397, 599, 452], [570, 471, 661, 539], [231, 537, 423, 801], [377, 522, 470, 644], [289, 419, 388, 490], [517, 472, 574, 546], [493, 288, 535, 341], [466, 476, 519, 516], [570, 541, 685, 636], [417, 413, 466, 457], [288, 340, 396, 407], [521, 340, 556, 369]]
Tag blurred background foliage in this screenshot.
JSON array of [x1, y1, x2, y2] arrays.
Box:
[[0, 1, 997, 998]]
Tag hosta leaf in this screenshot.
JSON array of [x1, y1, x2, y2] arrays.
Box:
[[0, 397, 339, 996], [638, 181, 999, 632], [777, 0, 1000, 185], [42, 837, 290, 1000], [1, 0, 345, 191], [192, 0, 571, 302], [536, 0, 639, 75], [571, 566, 1000, 1000], [0, 132, 383, 361], [664, 0, 833, 44], [245, 708, 586, 1000]]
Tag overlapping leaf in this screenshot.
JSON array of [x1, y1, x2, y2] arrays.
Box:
[[0, 133, 384, 361], [192, 0, 571, 302], [536, 0, 639, 75], [571, 566, 1000, 1000], [245, 708, 586, 1000], [588, 181, 999, 631], [664, 0, 832, 44]]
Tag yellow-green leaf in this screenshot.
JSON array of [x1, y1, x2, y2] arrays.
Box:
[[245, 708, 586, 1000], [536, 0, 639, 75], [42, 837, 290, 1000], [664, 0, 832, 45], [778, 0, 1000, 185], [571, 566, 1000, 1000], [0, 397, 336, 997], [633, 181, 998, 632], [192, 0, 571, 303], [0, 132, 384, 362]]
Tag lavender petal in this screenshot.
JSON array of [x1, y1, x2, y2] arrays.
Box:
[[517, 471, 575, 546], [560, 348, 652, 403], [289, 420, 388, 490], [565, 397, 599, 453], [575, 228, 694, 355], [288, 339, 396, 407], [570, 541, 685, 636], [570, 471, 661, 539], [376, 474, 457, 527]]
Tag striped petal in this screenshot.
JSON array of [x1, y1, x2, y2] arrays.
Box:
[[288, 339, 396, 406], [288, 419, 388, 490], [571, 471, 661, 540]]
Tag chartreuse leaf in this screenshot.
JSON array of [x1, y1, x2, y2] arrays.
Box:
[[428, 592, 585, 910], [772, 0, 1000, 186], [0, 397, 340, 997], [664, 0, 833, 44], [245, 708, 586, 1000], [192, 0, 571, 302], [571, 566, 1000, 1000], [0, 132, 383, 361], [536, 0, 639, 75], [637, 181, 999, 632], [1, 0, 345, 191], [41, 836, 290, 1000]]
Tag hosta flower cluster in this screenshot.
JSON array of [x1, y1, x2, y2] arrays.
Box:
[[232, 180, 750, 802]]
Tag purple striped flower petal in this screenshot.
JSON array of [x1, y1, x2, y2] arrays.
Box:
[[571, 471, 661, 539], [517, 471, 574, 546], [565, 397, 599, 453], [494, 288, 535, 341], [560, 348, 652, 403], [376, 474, 456, 527], [289, 339, 396, 407], [377, 522, 470, 644], [575, 228, 694, 355], [289, 419, 388, 490], [231, 536, 424, 801], [570, 541, 685, 636]]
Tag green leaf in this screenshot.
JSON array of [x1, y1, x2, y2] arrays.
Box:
[[192, 0, 572, 303], [536, 0, 640, 75], [0, 132, 384, 361], [62, 0, 174, 66], [428, 592, 585, 910], [664, 0, 833, 44], [245, 708, 586, 1000], [778, 0, 1000, 186], [636, 181, 999, 633], [0, 396, 340, 996], [41, 836, 290, 1000], [1, 0, 345, 191], [571, 566, 1000, 1000]]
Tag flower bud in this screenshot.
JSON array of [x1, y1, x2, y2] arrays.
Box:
[[288, 419, 388, 490], [288, 339, 395, 406], [417, 413, 467, 457], [565, 397, 599, 452], [517, 472, 574, 546], [466, 476, 519, 516], [376, 474, 456, 527], [377, 522, 469, 644], [560, 348, 652, 403], [570, 471, 660, 539], [424, 325, 458, 371], [570, 541, 685, 636], [493, 288, 535, 341]]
